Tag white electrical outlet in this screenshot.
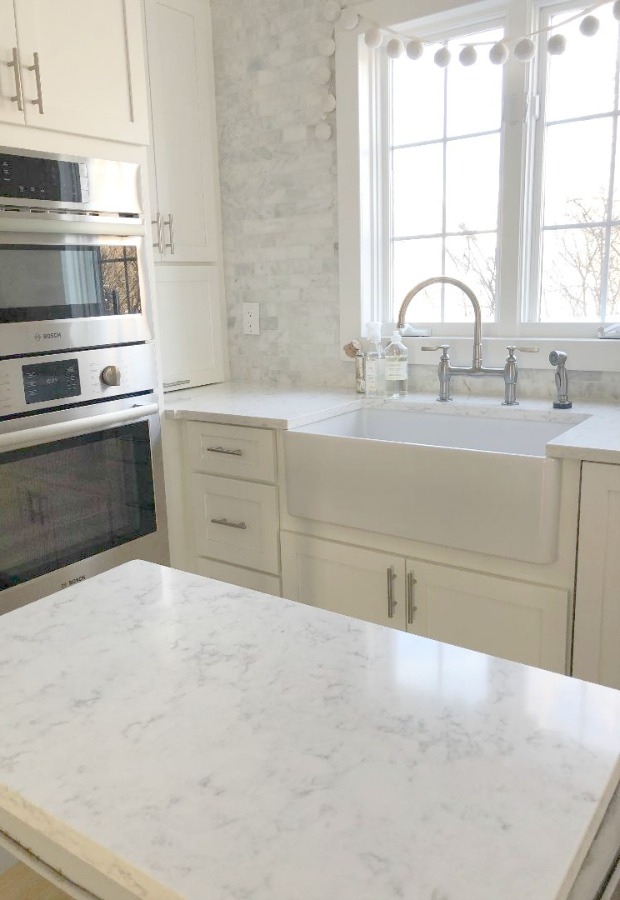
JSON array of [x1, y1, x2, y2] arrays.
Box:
[[243, 302, 260, 335]]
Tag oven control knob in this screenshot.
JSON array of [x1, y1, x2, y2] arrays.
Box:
[[100, 365, 121, 387]]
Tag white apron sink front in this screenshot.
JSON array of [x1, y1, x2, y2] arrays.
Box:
[[284, 407, 584, 563]]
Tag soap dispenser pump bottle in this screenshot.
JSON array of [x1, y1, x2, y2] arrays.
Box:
[[384, 331, 408, 397], [365, 322, 384, 397]]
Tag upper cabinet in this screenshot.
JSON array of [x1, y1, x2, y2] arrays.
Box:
[[0, 0, 149, 143], [145, 0, 220, 263]]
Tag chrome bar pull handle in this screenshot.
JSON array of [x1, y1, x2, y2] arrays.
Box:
[[210, 517, 247, 530], [162, 379, 191, 389], [206, 446, 243, 456], [387, 566, 397, 619], [8, 48, 24, 110], [27, 52, 44, 114], [152, 213, 165, 254], [407, 572, 418, 624], [163, 213, 175, 255]]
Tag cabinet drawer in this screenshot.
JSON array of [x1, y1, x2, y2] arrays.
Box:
[[190, 474, 279, 574], [185, 421, 276, 482], [191, 557, 281, 596]]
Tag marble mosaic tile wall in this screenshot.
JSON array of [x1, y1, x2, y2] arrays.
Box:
[[210, 0, 620, 401], [210, 0, 349, 387]]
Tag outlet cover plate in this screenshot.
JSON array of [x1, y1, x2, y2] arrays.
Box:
[[243, 302, 260, 335]]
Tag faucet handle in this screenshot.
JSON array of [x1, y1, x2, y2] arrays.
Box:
[[421, 344, 450, 355]]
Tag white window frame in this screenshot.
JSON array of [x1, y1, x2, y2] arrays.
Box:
[[335, 0, 620, 371]]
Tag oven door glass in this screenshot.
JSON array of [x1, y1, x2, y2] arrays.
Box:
[[0, 421, 156, 591], [0, 242, 142, 323]]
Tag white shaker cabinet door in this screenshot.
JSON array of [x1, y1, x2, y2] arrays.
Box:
[[281, 532, 407, 630], [405, 560, 570, 674], [13, 0, 148, 143], [0, 7, 24, 126], [573, 462, 620, 690], [156, 265, 225, 391], [145, 0, 219, 262]]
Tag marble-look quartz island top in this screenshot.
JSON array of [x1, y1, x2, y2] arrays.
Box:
[[1, 560, 620, 900]]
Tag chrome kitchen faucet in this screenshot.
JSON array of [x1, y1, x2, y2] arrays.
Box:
[[397, 276, 538, 404]]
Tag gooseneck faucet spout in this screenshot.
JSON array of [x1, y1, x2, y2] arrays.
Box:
[[398, 276, 508, 402], [398, 276, 483, 370]]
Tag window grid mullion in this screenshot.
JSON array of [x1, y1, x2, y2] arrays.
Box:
[[599, 27, 620, 321]]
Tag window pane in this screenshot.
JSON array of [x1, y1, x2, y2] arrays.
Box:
[[446, 27, 504, 137], [445, 233, 497, 321], [392, 145, 443, 237], [545, 5, 618, 122], [445, 134, 500, 233], [540, 227, 605, 322], [391, 52, 444, 146], [543, 119, 612, 226], [392, 237, 443, 320]]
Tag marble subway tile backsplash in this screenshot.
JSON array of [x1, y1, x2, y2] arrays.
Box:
[[211, 0, 348, 387]]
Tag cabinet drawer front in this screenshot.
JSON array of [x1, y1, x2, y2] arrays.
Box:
[[191, 474, 279, 574], [191, 557, 281, 596], [185, 421, 276, 482]]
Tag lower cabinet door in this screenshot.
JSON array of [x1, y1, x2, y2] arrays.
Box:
[[281, 532, 406, 630], [406, 560, 569, 673]]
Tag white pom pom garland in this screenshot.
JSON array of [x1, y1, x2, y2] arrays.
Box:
[[459, 45, 477, 66], [386, 38, 404, 59], [364, 27, 383, 49], [547, 33, 567, 55], [338, 9, 360, 31], [315, 121, 333, 141], [614, 0, 620, 21], [323, 0, 341, 23], [513, 38, 536, 61], [434, 46, 451, 68], [489, 41, 509, 64], [579, 14, 599, 36], [406, 39, 424, 60], [323, 93, 337, 113], [319, 38, 336, 57]]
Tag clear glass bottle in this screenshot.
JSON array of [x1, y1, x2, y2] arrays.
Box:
[[364, 322, 384, 397], [384, 331, 408, 397]]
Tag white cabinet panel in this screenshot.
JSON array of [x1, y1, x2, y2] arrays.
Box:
[[156, 266, 225, 390], [573, 462, 620, 690], [13, 0, 148, 143], [145, 0, 219, 262], [185, 421, 276, 483], [0, 10, 23, 126], [191, 557, 281, 596], [190, 474, 279, 574], [406, 560, 569, 673], [281, 532, 407, 630]]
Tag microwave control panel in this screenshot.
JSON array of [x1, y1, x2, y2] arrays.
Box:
[[0, 153, 83, 203]]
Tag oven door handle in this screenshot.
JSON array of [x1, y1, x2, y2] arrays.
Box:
[[0, 403, 159, 453]]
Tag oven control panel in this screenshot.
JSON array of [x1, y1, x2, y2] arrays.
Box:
[[0, 343, 158, 421], [22, 359, 81, 405]]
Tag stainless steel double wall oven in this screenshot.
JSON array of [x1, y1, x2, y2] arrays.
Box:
[[0, 148, 168, 614]]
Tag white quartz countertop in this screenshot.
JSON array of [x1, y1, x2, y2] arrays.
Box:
[[164, 381, 620, 463], [1, 560, 620, 900]]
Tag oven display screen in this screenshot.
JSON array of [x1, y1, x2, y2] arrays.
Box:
[[22, 359, 81, 405]]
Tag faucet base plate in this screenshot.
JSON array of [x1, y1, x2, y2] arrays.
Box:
[[553, 400, 573, 409]]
